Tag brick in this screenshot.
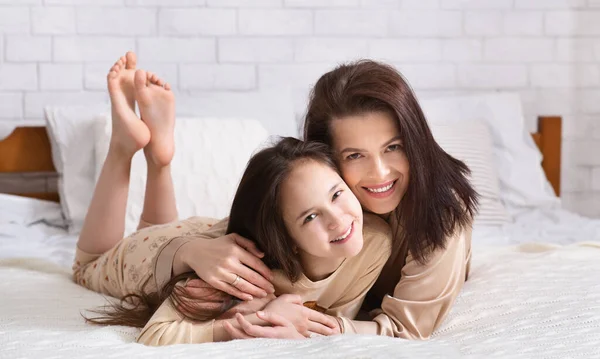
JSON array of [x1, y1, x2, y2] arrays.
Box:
[[390, 11, 461, 37], [0, 64, 37, 90], [40, 64, 83, 90], [519, 89, 578, 117], [0, 93, 23, 119], [465, 11, 502, 35], [369, 39, 441, 62], [0, 0, 40, 3], [557, 39, 600, 62], [54, 37, 135, 62], [530, 65, 600, 88], [395, 64, 456, 89], [179, 64, 256, 90], [570, 140, 600, 165], [219, 38, 293, 63], [126, 0, 206, 5], [45, 0, 123, 4], [441, 0, 512, 8], [138, 38, 215, 63], [442, 39, 482, 61], [5, 36, 51, 62], [359, 0, 401, 7], [401, 0, 439, 8], [24, 91, 108, 119], [484, 38, 554, 62], [514, 0, 586, 8], [579, 90, 600, 113], [159, 9, 236, 35], [32, 7, 75, 34], [77, 8, 156, 35], [457, 65, 528, 88], [316, 10, 387, 35], [561, 166, 591, 192], [295, 38, 368, 62], [560, 114, 594, 139], [546, 11, 600, 35], [592, 168, 600, 191], [285, 0, 358, 6], [241, 9, 312, 35], [208, 0, 281, 6], [0, 7, 29, 34], [259, 63, 334, 88], [503, 12, 544, 35]]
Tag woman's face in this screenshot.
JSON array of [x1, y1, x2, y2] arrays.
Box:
[[330, 111, 410, 215], [280, 160, 364, 261]]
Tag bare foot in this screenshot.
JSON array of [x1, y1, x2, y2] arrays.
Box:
[[107, 51, 150, 157], [133, 69, 176, 167]]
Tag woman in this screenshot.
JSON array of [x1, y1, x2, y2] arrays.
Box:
[[75, 52, 392, 344], [167, 60, 478, 339]]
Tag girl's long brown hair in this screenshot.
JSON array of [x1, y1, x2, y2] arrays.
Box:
[[303, 60, 479, 263], [85, 137, 338, 328]]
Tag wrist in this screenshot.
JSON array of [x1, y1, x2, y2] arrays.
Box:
[[172, 240, 193, 276]]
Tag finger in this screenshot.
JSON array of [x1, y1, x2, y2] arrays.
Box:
[[236, 248, 274, 283], [307, 310, 338, 329], [256, 311, 292, 328], [307, 321, 335, 336], [223, 320, 254, 340], [234, 264, 274, 295], [232, 234, 265, 258], [236, 313, 282, 338], [212, 280, 253, 302]]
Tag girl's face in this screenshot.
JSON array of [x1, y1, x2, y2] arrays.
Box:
[[280, 160, 364, 262], [330, 111, 410, 215]]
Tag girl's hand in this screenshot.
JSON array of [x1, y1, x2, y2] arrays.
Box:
[[175, 235, 275, 301], [263, 294, 338, 337], [218, 293, 276, 319], [224, 312, 306, 340]]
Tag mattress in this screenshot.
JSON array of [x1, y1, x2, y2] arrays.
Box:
[[1, 195, 600, 358]]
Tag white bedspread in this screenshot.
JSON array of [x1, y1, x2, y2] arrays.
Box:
[[1, 243, 599, 359]]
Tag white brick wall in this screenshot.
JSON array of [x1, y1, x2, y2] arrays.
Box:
[[0, 1, 599, 218]]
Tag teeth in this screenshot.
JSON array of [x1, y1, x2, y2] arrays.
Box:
[[332, 223, 352, 242], [366, 182, 394, 193]]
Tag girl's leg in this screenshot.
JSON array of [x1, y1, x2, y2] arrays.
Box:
[[134, 69, 178, 229], [77, 52, 150, 255]]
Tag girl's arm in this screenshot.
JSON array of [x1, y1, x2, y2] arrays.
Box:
[[337, 225, 472, 339]]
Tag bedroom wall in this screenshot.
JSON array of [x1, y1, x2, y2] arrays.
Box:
[[0, 0, 599, 218]]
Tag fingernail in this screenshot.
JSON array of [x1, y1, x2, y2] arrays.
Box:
[[269, 286, 276, 293], [245, 295, 253, 301], [257, 311, 264, 316], [261, 291, 268, 298]]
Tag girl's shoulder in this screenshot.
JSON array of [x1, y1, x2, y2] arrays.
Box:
[[361, 213, 393, 252]]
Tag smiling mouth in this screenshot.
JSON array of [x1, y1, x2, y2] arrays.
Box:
[[363, 180, 397, 196], [330, 221, 354, 244]]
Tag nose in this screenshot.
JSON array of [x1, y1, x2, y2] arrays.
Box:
[[326, 208, 345, 231], [370, 155, 391, 180]]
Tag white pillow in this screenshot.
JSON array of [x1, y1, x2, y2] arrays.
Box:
[[420, 93, 560, 213], [94, 115, 269, 235], [44, 105, 109, 234], [430, 121, 510, 226]]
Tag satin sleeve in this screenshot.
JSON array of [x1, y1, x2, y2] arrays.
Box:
[[339, 225, 472, 339]]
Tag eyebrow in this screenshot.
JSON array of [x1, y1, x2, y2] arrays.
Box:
[[339, 135, 403, 154], [295, 181, 342, 222]]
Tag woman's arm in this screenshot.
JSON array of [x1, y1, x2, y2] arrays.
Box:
[[338, 225, 472, 339]]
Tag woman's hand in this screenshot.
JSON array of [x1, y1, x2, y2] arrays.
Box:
[[262, 294, 338, 337], [218, 293, 276, 319], [174, 234, 275, 301], [224, 312, 306, 340]]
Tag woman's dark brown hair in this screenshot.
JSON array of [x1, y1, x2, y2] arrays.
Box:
[[85, 137, 338, 328], [304, 60, 479, 263]]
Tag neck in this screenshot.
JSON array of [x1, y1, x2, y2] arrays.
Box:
[[298, 252, 345, 282]]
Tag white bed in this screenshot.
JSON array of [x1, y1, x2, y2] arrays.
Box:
[[1, 194, 600, 359], [2, 92, 600, 358]]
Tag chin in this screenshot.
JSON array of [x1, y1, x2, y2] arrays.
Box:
[[363, 199, 400, 215]]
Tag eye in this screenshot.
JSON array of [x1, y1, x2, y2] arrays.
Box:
[[386, 144, 402, 152], [304, 213, 317, 224], [332, 190, 342, 201], [346, 153, 362, 160]]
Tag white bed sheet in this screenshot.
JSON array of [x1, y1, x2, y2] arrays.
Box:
[[2, 195, 600, 358]]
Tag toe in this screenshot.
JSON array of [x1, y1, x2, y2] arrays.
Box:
[[134, 69, 148, 90], [125, 51, 137, 70], [107, 70, 118, 80], [164, 82, 171, 91]]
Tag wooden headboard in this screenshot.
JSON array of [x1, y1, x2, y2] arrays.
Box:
[[0, 116, 562, 201]]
